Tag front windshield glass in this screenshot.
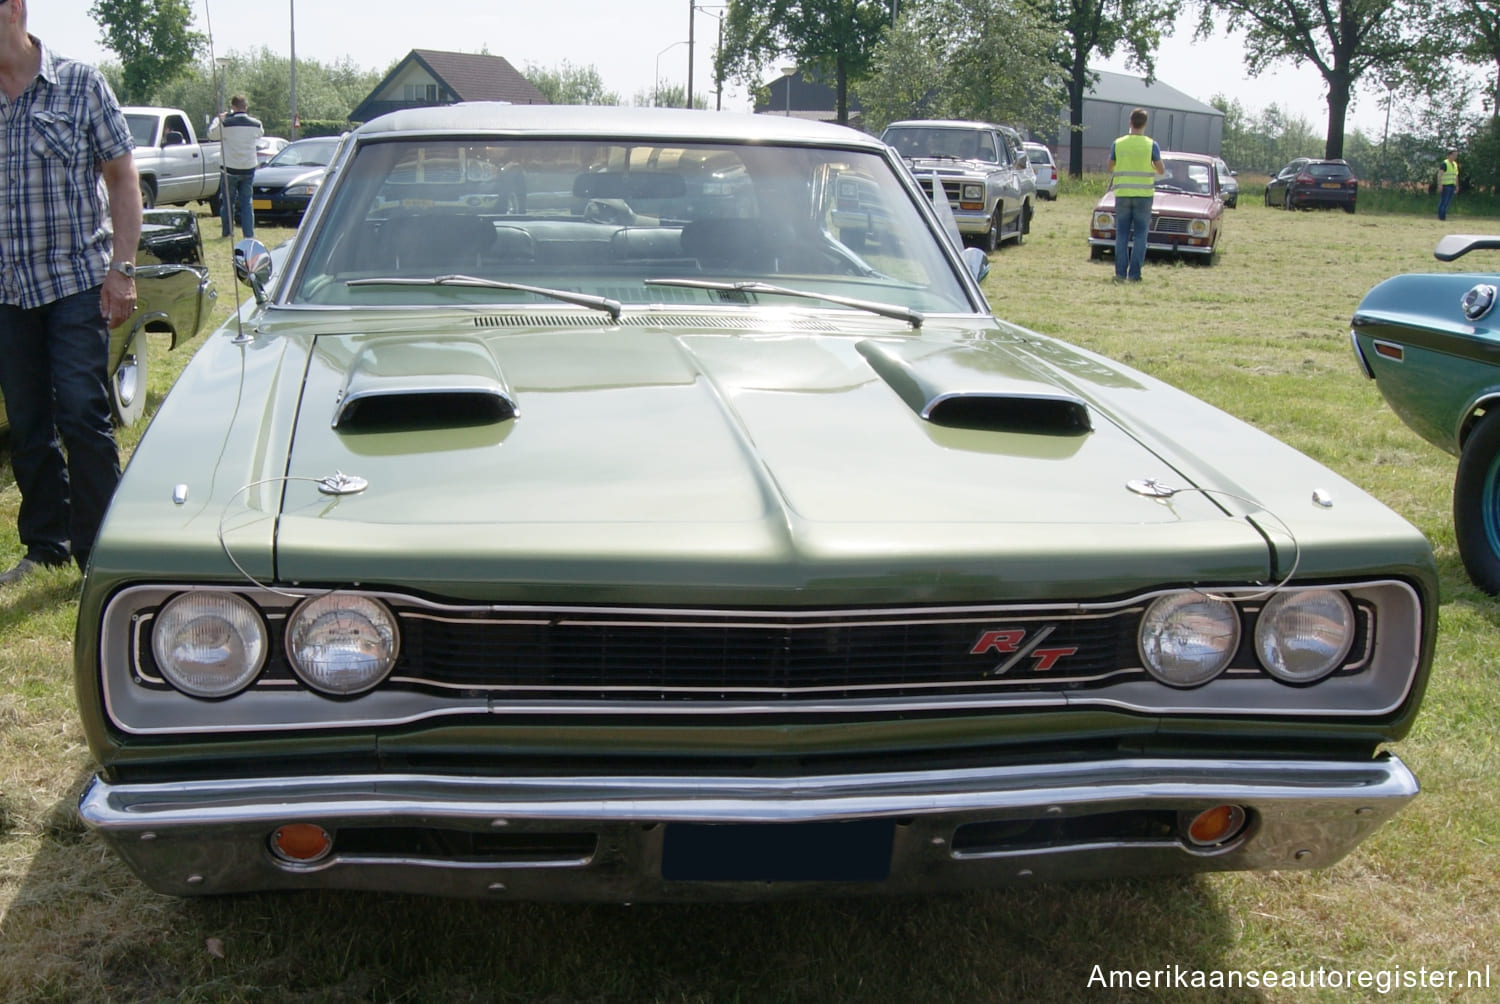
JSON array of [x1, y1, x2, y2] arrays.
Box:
[[268, 138, 341, 168], [288, 137, 974, 313], [1155, 159, 1214, 196], [881, 126, 996, 163]]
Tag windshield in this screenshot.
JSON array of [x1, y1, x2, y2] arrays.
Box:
[[268, 138, 340, 168], [288, 137, 974, 314], [1155, 159, 1214, 196], [881, 126, 999, 164]]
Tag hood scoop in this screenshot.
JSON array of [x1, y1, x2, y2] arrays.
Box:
[[857, 339, 1091, 435], [333, 338, 518, 431]]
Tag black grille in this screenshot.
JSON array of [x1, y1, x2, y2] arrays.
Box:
[[395, 611, 1139, 698]]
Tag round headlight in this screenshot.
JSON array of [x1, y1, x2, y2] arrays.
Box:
[[1189, 219, 1210, 237], [1139, 592, 1240, 687], [285, 593, 399, 695], [1093, 212, 1115, 230], [1254, 589, 1354, 684], [151, 592, 268, 698]]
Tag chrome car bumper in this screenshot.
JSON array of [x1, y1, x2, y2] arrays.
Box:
[[79, 755, 1417, 900], [1088, 236, 1215, 256]]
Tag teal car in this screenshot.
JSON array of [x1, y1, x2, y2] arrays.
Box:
[[76, 105, 1434, 900], [1353, 234, 1500, 592]]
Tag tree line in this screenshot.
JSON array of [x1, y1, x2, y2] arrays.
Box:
[[91, 0, 1493, 187]]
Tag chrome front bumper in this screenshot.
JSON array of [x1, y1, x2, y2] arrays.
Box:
[[1088, 236, 1215, 256], [79, 755, 1417, 900]]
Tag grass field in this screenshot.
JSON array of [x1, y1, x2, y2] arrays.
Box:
[[2, 198, 1499, 1003]]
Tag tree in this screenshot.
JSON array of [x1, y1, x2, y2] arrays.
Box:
[[1026, 0, 1178, 178], [89, 0, 204, 103], [1194, 0, 1438, 160], [717, 0, 892, 124], [858, 0, 1059, 133], [525, 62, 623, 106]]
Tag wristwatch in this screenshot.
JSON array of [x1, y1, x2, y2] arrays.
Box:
[[108, 260, 136, 279]]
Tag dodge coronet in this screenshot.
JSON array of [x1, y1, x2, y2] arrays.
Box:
[[75, 105, 1433, 901]]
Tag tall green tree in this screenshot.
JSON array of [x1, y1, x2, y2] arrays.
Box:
[[717, 0, 892, 124], [89, 0, 204, 103], [525, 62, 623, 106], [1194, 0, 1438, 160], [1026, 0, 1179, 178], [858, 0, 1059, 133]]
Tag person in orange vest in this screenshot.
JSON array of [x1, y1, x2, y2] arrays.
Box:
[[1106, 108, 1166, 282], [1438, 150, 1458, 221]]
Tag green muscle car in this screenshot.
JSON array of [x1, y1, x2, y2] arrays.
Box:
[[75, 105, 1434, 900]]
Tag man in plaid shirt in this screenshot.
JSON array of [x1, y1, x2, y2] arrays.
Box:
[[0, 0, 141, 585]]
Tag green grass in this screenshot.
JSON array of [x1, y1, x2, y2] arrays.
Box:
[[3, 205, 1500, 1002]]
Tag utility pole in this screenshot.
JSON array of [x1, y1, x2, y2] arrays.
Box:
[[686, 0, 695, 109]]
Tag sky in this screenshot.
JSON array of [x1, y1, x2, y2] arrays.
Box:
[[30, 0, 1393, 136]]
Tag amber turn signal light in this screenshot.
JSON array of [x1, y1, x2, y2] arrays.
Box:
[[270, 823, 333, 863], [1185, 805, 1247, 847]]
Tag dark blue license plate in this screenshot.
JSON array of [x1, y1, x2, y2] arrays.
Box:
[[661, 819, 895, 882]]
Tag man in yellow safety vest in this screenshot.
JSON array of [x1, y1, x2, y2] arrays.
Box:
[[1438, 150, 1458, 221], [1106, 108, 1166, 282]]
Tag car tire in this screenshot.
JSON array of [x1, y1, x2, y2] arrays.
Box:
[[1454, 411, 1500, 594], [1284, 190, 1295, 211], [1264, 188, 1274, 207], [1343, 203, 1356, 214], [983, 207, 1001, 253], [111, 326, 150, 427], [140, 177, 157, 210]]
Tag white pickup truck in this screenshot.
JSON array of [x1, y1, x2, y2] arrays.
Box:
[[123, 106, 222, 213]]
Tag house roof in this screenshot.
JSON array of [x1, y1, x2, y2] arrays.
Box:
[[409, 49, 546, 105], [1086, 70, 1223, 117]]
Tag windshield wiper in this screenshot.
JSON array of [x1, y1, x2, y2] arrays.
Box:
[[347, 274, 622, 320], [645, 278, 923, 329]]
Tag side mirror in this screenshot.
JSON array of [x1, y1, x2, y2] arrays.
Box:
[[961, 247, 990, 283], [233, 239, 273, 303], [164, 131, 187, 147]]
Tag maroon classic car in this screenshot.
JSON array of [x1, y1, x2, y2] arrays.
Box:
[[1089, 151, 1225, 265]]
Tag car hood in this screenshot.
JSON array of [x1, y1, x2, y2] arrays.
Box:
[[101, 309, 1427, 604], [253, 165, 325, 188], [1095, 191, 1216, 216]]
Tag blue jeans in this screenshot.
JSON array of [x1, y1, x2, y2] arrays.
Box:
[[221, 170, 256, 238], [1114, 196, 1152, 279], [0, 287, 122, 568], [1438, 184, 1456, 221]]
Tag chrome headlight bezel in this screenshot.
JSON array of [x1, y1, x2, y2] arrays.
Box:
[[1188, 219, 1211, 237], [150, 591, 268, 699], [1093, 211, 1115, 231], [961, 182, 984, 202], [285, 593, 400, 696]]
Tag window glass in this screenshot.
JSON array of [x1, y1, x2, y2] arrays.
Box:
[[288, 137, 974, 315]]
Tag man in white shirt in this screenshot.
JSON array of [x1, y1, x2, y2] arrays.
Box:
[[208, 94, 263, 238]]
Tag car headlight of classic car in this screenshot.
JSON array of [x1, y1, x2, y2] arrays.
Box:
[[1092, 211, 1115, 231], [1188, 219, 1211, 237], [151, 592, 268, 698], [285, 593, 399, 695]]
